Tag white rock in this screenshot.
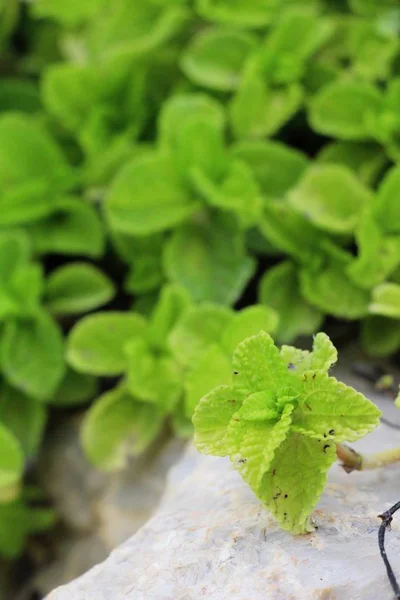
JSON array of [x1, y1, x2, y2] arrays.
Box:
[[46, 367, 400, 600]]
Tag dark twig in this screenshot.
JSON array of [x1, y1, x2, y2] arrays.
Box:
[[378, 500, 400, 599]]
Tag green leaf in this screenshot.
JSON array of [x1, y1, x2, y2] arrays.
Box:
[[82, 384, 164, 470], [181, 27, 256, 91], [106, 151, 199, 236], [148, 284, 192, 351], [369, 283, 400, 318], [309, 80, 382, 140], [281, 333, 337, 374], [192, 158, 263, 228], [230, 65, 303, 139], [67, 312, 147, 375], [232, 139, 309, 197], [27, 197, 105, 258], [44, 263, 115, 315], [259, 261, 323, 343], [259, 432, 336, 533], [0, 114, 75, 224], [361, 316, 400, 357], [51, 368, 97, 407], [2, 311, 65, 401], [225, 403, 293, 491], [292, 371, 381, 442], [288, 164, 373, 234], [0, 423, 24, 503], [31, 0, 105, 26], [317, 141, 386, 187], [259, 201, 324, 263], [185, 344, 232, 418], [0, 79, 41, 114], [0, 384, 46, 457], [117, 232, 165, 295], [232, 331, 293, 399], [347, 210, 400, 289], [125, 338, 182, 410], [374, 166, 400, 233], [164, 213, 256, 305], [221, 305, 279, 356], [168, 304, 233, 367], [300, 253, 370, 319], [193, 385, 241, 456], [196, 0, 278, 28]]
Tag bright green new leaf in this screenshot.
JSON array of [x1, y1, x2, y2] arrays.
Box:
[[288, 164, 373, 234], [232, 139, 309, 197], [44, 262, 115, 315], [168, 303, 232, 367], [291, 371, 381, 442], [81, 384, 164, 470], [259, 433, 336, 533], [309, 80, 382, 140], [280, 332, 337, 374], [106, 151, 199, 236], [1, 310, 65, 401], [259, 261, 323, 342], [164, 214, 256, 305], [193, 385, 242, 456], [147, 284, 191, 351], [0, 384, 46, 457], [369, 283, 400, 318], [181, 28, 256, 91], [67, 312, 147, 375], [31, 0, 105, 26]]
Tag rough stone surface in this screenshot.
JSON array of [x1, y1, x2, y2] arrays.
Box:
[[46, 363, 400, 600]]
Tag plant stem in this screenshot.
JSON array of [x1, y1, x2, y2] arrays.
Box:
[[336, 443, 400, 472]]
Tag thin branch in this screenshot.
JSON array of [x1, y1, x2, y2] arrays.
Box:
[[336, 444, 400, 472], [378, 500, 400, 600]]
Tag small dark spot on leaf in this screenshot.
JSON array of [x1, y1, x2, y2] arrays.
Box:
[[288, 363, 296, 371], [229, 399, 237, 404], [312, 373, 316, 380], [272, 469, 276, 475], [233, 371, 239, 375], [305, 402, 312, 411], [273, 492, 281, 500], [232, 417, 240, 422], [238, 458, 247, 464], [329, 429, 335, 435], [303, 374, 308, 381], [323, 433, 327, 438], [323, 444, 330, 453], [284, 494, 288, 499]]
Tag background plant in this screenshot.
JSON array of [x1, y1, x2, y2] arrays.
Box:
[[1, 0, 400, 573]]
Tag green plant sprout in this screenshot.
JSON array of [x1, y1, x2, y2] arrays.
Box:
[[193, 331, 381, 534]]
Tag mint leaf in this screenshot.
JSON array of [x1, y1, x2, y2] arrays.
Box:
[[0, 384, 46, 457], [361, 316, 400, 357], [81, 384, 164, 470], [232, 139, 308, 197], [292, 371, 381, 442], [181, 28, 256, 91], [27, 197, 105, 258], [185, 344, 231, 418], [31, 0, 104, 26], [106, 151, 199, 235], [0, 423, 24, 503], [309, 80, 382, 140], [44, 263, 115, 315], [259, 432, 336, 533], [196, 0, 278, 28], [259, 261, 323, 343], [374, 166, 400, 233], [288, 164, 373, 234], [67, 312, 147, 375], [232, 331, 293, 398], [148, 284, 191, 352], [168, 304, 233, 367], [369, 283, 400, 318], [193, 385, 241, 456], [0, 79, 41, 114], [51, 368, 97, 407], [2, 311, 65, 401], [317, 141, 386, 187], [164, 214, 255, 305], [221, 305, 279, 355], [281, 332, 337, 374]]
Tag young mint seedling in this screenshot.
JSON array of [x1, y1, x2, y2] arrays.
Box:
[[193, 331, 381, 534]]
